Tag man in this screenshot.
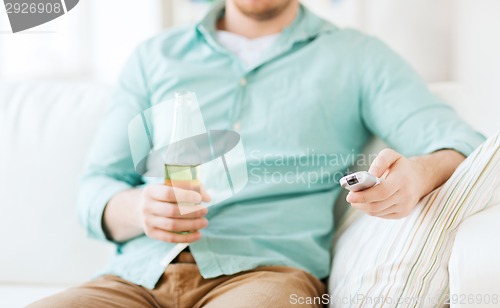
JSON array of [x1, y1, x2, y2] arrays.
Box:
[[30, 0, 484, 307]]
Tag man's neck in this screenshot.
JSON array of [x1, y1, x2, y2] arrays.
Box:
[[217, 1, 299, 39]]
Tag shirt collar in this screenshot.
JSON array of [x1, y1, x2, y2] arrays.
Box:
[[196, 1, 337, 52]]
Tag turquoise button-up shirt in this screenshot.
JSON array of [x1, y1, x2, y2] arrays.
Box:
[[78, 3, 485, 289]]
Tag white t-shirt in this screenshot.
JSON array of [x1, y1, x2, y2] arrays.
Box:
[[216, 30, 280, 67]]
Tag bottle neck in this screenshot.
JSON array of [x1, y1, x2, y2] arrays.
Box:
[[170, 102, 192, 143], [170, 91, 195, 143], [164, 91, 199, 166]]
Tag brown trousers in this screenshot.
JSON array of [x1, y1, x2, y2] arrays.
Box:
[[28, 252, 326, 308]]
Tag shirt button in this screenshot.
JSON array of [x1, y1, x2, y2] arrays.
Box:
[[233, 122, 241, 131], [239, 78, 247, 86]]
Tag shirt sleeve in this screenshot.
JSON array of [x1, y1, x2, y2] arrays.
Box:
[[359, 37, 485, 157], [77, 46, 149, 242]]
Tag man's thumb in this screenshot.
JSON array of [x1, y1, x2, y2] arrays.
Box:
[[368, 148, 402, 178]]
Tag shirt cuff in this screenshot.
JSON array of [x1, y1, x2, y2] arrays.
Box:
[[78, 177, 133, 242], [424, 131, 486, 158]]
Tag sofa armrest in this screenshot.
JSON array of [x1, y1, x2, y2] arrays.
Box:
[[449, 194, 500, 307]]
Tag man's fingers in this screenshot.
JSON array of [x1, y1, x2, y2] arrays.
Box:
[[369, 148, 402, 178], [367, 204, 400, 217], [199, 185, 212, 202], [347, 177, 399, 204], [145, 184, 202, 204], [350, 192, 399, 213], [146, 216, 208, 233], [144, 201, 208, 218], [147, 229, 203, 243]]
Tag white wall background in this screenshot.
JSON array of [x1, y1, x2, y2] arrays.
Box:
[[453, 0, 500, 135], [0, 0, 498, 133], [0, 0, 165, 82], [303, 0, 454, 83]]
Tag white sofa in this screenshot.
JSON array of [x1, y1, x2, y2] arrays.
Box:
[[0, 81, 498, 307]]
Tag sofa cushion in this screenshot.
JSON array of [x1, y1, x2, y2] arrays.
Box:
[[0, 82, 113, 286], [449, 191, 500, 303], [0, 285, 63, 308]]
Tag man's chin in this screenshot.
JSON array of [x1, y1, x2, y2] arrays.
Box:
[[233, 0, 294, 21]]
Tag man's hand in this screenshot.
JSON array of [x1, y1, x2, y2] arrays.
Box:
[[139, 184, 211, 243], [346, 148, 465, 219], [103, 184, 211, 243]]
